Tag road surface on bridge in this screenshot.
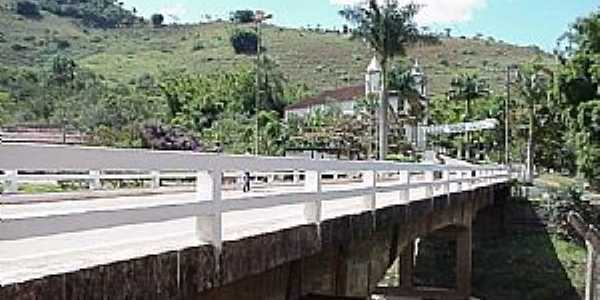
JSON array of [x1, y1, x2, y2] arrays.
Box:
[[0, 178, 443, 285]]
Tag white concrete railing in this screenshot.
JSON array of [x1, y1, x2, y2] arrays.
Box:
[[0, 144, 509, 251], [0, 170, 310, 193], [0, 169, 358, 193]]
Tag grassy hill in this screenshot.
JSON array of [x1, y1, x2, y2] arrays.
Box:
[[0, 2, 553, 101]]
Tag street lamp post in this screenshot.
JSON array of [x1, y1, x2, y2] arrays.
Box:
[[366, 56, 383, 160], [254, 10, 272, 156], [505, 65, 518, 166]]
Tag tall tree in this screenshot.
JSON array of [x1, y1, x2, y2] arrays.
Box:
[[516, 62, 550, 183], [50, 55, 76, 143], [340, 0, 432, 160], [447, 73, 490, 160]]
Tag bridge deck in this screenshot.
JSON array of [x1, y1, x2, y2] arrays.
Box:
[[0, 180, 439, 285]]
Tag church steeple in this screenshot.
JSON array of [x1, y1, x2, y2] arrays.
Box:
[[365, 56, 383, 95]]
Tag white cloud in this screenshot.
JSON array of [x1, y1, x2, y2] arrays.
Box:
[[331, 0, 487, 25], [159, 3, 187, 23]]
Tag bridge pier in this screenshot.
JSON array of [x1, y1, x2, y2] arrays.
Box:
[[376, 224, 473, 300]]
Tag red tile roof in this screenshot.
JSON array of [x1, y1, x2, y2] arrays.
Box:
[[286, 84, 365, 110]]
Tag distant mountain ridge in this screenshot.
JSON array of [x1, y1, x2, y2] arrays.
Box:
[[0, 2, 553, 99]]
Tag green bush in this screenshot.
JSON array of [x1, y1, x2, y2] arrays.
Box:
[[575, 101, 600, 190], [230, 10, 255, 24], [11, 43, 28, 51], [192, 40, 205, 51], [151, 14, 164, 27], [229, 29, 257, 55], [16, 0, 41, 17], [54, 38, 70, 49], [38, 0, 138, 28]]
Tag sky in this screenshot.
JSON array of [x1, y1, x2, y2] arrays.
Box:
[[121, 0, 598, 51]]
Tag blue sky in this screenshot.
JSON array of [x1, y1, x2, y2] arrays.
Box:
[[122, 0, 598, 51]]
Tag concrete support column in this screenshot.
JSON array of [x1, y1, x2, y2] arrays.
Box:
[[456, 226, 473, 298], [89, 170, 102, 191], [399, 241, 415, 290]]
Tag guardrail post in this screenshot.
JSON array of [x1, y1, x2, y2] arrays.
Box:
[[293, 170, 301, 184], [304, 170, 322, 226], [362, 170, 376, 213], [89, 170, 102, 191], [151, 170, 160, 189], [399, 170, 410, 202], [195, 170, 223, 252], [5, 170, 18, 194]]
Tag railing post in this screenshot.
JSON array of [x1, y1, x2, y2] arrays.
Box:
[[151, 170, 160, 189], [267, 173, 275, 185], [293, 170, 301, 185], [425, 170, 435, 199], [5, 170, 18, 194], [464, 171, 472, 191], [362, 170, 376, 212], [399, 170, 410, 202], [89, 170, 102, 191], [442, 169, 450, 197], [195, 169, 223, 251], [586, 240, 596, 300], [304, 170, 322, 225]]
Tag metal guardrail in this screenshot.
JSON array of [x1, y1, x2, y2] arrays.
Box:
[[0, 144, 509, 250]]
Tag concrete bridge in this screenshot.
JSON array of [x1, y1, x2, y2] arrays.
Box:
[[0, 144, 510, 300]]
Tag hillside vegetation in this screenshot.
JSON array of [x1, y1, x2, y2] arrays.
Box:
[[0, 3, 551, 99]]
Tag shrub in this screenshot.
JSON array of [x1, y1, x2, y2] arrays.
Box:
[[141, 122, 203, 151], [90, 36, 102, 43], [54, 38, 70, 49], [230, 29, 258, 55], [11, 43, 27, 51], [151, 14, 164, 27], [230, 10, 255, 24], [16, 0, 40, 17], [192, 40, 205, 51]]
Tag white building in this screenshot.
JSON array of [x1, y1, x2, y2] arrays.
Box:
[[284, 57, 429, 149]]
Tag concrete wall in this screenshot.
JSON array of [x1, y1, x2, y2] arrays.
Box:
[[1, 184, 509, 300]]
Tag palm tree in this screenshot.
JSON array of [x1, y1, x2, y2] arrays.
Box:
[[50, 55, 76, 144], [447, 73, 490, 159], [340, 0, 433, 160], [516, 62, 550, 183]]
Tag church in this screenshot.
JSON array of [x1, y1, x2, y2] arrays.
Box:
[[284, 57, 430, 152]]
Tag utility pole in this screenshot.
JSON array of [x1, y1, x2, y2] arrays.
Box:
[[505, 66, 511, 166], [254, 11, 272, 156]]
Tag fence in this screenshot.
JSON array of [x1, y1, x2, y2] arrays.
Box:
[[0, 144, 509, 251], [568, 212, 600, 300]]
